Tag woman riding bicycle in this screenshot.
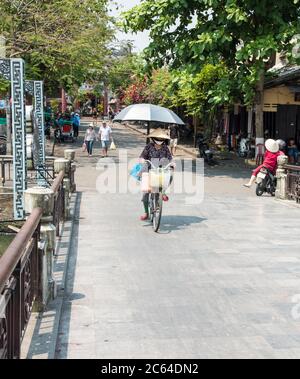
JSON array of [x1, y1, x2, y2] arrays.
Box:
[[139, 128, 174, 221]]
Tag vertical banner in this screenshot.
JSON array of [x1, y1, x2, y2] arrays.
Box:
[[11, 59, 27, 219], [34, 81, 46, 184], [34, 81, 45, 165]]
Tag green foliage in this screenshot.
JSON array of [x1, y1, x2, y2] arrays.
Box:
[[117, 62, 233, 118], [123, 0, 300, 105], [145, 68, 176, 108], [174, 64, 232, 116], [122, 77, 148, 105], [0, 0, 114, 94], [0, 78, 9, 96], [107, 54, 145, 95]]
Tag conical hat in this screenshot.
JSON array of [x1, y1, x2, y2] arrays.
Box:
[[148, 128, 170, 140], [265, 139, 279, 153]]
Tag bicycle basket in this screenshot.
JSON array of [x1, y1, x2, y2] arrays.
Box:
[[149, 169, 171, 192]]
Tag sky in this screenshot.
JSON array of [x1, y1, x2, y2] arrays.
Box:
[[110, 0, 150, 52]]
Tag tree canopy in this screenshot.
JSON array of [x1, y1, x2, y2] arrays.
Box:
[[0, 0, 114, 94], [123, 0, 300, 137], [124, 0, 299, 72]]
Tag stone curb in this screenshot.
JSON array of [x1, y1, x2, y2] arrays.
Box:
[[275, 198, 300, 209], [21, 193, 78, 359]]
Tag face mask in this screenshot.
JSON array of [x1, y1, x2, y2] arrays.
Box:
[[153, 139, 164, 145]]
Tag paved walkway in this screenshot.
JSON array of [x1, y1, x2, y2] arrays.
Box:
[[24, 122, 300, 359]]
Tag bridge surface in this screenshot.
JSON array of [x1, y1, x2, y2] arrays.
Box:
[[22, 122, 300, 359]]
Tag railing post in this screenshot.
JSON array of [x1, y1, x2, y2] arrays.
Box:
[[64, 149, 76, 193], [24, 188, 56, 310], [54, 159, 71, 219], [1, 158, 5, 186], [276, 155, 289, 200]]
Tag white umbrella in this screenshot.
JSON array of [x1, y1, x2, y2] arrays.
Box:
[[114, 103, 185, 125]]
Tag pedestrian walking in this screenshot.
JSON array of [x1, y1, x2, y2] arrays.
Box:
[[72, 112, 80, 139], [84, 124, 97, 157], [168, 123, 180, 156], [98, 122, 112, 157]]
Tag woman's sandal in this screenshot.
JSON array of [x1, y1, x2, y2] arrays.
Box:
[[140, 213, 149, 221]]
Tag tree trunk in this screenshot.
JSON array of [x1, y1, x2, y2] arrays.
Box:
[[255, 70, 265, 149]]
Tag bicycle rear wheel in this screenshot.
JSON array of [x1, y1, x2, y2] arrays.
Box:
[[148, 194, 154, 223], [152, 193, 163, 233]]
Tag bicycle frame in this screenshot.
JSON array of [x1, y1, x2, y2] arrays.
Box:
[[143, 160, 173, 232]]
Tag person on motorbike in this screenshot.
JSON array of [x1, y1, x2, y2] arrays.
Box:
[[139, 128, 174, 221], [276, 139, 287, 153], [243, 139, 284, 188]]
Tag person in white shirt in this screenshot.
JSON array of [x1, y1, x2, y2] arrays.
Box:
[[98, 122, 112, 157], [84, 124, 97, 157]]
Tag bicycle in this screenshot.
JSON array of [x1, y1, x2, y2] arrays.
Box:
[[144, 160, 174, 233]]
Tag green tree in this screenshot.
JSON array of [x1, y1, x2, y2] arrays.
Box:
[[0, 0, 114, 94], [175, 64, 234, 115], [145, 68, 176, 108], [107, 52, 145, 96], [123, 0, 300, 139]]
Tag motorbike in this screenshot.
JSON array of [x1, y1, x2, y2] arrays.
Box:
[[238, 138, 250, 157], [238, 137, 255, 158], [197, 134, 214, 165], [256, 167, 277, 197]]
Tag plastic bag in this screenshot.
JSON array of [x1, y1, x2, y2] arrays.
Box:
[[141, 172, 151, 192], [130, 163, 143, 182], [110, 140, 116, 150], [82, 142, 87, 152]]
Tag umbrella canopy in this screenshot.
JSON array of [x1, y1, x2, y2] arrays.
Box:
[[113, 103, 185, 125]]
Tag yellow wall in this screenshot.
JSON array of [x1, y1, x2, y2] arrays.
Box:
[[264, 84, 300, 112]]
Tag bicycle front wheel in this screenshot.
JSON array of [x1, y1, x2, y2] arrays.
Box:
[[152, 193, 163, 233]]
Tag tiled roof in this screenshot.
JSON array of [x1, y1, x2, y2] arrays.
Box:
[[269, 64, 300, 77], [265, 65, 300, 88]]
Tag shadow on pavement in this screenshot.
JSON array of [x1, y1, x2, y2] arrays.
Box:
[[158, 215, 207, 233]]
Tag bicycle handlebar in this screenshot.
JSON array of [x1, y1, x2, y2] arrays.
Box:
[[143, 160, 174, 170]]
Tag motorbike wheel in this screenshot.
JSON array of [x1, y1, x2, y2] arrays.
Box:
[[256, 183, 265, 197], [271, 178, 277, 196], [265, 177, 276, 197]]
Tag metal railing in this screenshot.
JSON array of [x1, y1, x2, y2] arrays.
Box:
[[0, 155, 13, 187], [285, 164, 300, 203], [51, 170, 65, 237], [0, 208, 43, 359]]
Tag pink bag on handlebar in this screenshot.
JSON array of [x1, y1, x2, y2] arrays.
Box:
[[141, 173, 151, 193]]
